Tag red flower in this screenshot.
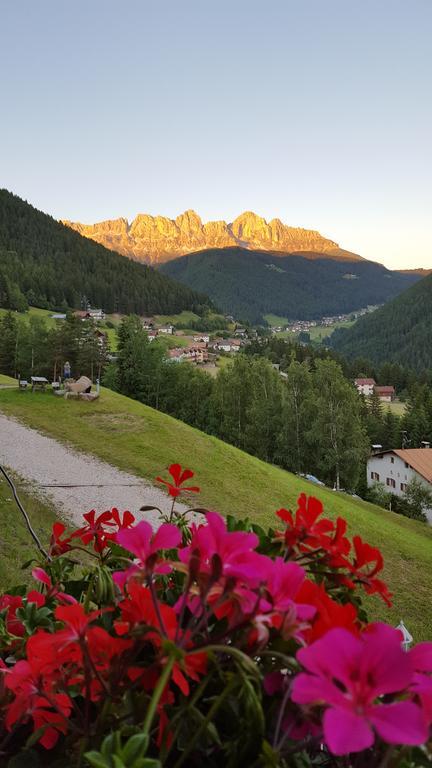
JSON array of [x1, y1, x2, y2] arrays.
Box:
[[276, 494, 334, 551], [156, 463, 200, 498], [71, 509, 117, 553], [0, 594, 25, 637], [49, 522, 73, 556], [5, 658, 72, 748], [348, 536, 392, 606], [298, 580, 360, 642], [116, 582, 177, 641], [110, 508, 135, 530]]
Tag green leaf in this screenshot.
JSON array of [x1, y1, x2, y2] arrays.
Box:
[[84, 753, 111, 768], [122, 733, 149, 762]]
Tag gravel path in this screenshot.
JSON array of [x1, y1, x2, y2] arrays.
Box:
[[0, 413, 187, 527]]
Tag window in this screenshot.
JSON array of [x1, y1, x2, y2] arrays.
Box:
[[405, 462, 409, 468], [371, 472, 380, 481], [400, 483, 408, 492], [390, 457, 394, 464], [386, 478, 396, 488]]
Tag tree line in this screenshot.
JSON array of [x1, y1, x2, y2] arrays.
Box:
[[110, 316, 369, 491], [0, 312, 109, 382]]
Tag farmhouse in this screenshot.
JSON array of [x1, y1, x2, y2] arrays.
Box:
[[354, 378, 376, 396], [158, 324, 174, 335], [374, 385, 395, 402], [367, 448, 432, 521]]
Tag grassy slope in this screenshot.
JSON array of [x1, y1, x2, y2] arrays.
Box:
[[0, 471, 57, 586], [0, 387, 431, 638]]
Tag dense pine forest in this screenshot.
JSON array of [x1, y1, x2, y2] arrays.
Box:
[[159, 246, 420, 324], [0, 190, 211, 315], [331, 272, 432, 371]]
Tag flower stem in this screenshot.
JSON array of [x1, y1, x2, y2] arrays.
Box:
[[142, 654, 176, 740]]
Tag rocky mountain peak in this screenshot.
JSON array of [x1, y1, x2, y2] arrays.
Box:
[[62, 210, 360, 264]]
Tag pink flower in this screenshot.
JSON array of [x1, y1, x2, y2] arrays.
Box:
[[116, 520, 181, 564], [292, 624, 427, 755], [114, 521, 181, 588], [31, 568, 77, 605], [179, 512, 264, 586], [410, 642, 432, 725]]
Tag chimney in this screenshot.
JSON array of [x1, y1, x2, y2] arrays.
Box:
[[371, 444, 383, 455]]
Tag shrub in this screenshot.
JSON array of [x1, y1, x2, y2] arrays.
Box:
[[0, 465, 431, 767]]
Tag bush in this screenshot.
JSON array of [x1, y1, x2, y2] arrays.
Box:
[[0, 465, 431, 767]]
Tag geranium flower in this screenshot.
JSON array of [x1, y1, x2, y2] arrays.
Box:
[[5, 658, 72, 748], [297, 581, 359, 642], [179, 511, 265, 587], [292, 623, 427, 755], [116, 582, 178, 641], [49, 522, 73, 556], [409, 642, 432, 724], [71, 509, 117, 553], [156, 463, 200, 498], [114, 520, 181, 588], [347, 536, 392, 606], [110, 508, 135, 530], [276, 494, 334, 551], [0, 594, 25, 637]]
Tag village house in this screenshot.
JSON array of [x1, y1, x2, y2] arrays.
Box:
[[141, 317, 155, 330], [146, 330, 158, 342], [234, 326, 247, 338], [158, 324, 174, 335], [73, 309, 105, 322], [87, 308, 105, 321], [354, 378, 376, 396], [367, 447, 432, 522], [168, 348, 184, 362], [193, 335, 210, 344], [374, 385, 395, 402]]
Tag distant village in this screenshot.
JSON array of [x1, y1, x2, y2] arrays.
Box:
[[51, 308, 257, 372], [270, 305, 379, 335]]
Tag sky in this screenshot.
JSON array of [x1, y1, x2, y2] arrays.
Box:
[[1, 0, 431, 269]]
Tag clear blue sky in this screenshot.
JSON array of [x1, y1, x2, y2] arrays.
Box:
[[1, 0, 431, 268]]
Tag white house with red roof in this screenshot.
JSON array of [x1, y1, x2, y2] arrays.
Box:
[[354, 378, 376, 396], [367, 448, 432, 521]]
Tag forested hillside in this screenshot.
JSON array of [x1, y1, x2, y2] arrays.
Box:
[[0, 190, 210, 315], [159, 246, 419, 323], [331, 272, 432, 371]]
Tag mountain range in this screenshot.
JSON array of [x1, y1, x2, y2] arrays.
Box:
[[63, 210, 363, 264]]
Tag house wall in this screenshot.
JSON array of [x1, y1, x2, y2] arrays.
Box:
[[367, 452, 432, 522], [357, 384, 374, 396]]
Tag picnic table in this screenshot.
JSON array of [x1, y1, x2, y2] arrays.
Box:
[[31, 376, 49, 392]]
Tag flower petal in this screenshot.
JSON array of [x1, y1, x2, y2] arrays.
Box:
[[370, 702, 428, 745], [323, 707, 374, 755]]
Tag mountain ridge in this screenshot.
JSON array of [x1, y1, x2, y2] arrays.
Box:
[[159, 246, 421, 324], [63, 209, 363, 264], [330, 272, 432, 371]]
